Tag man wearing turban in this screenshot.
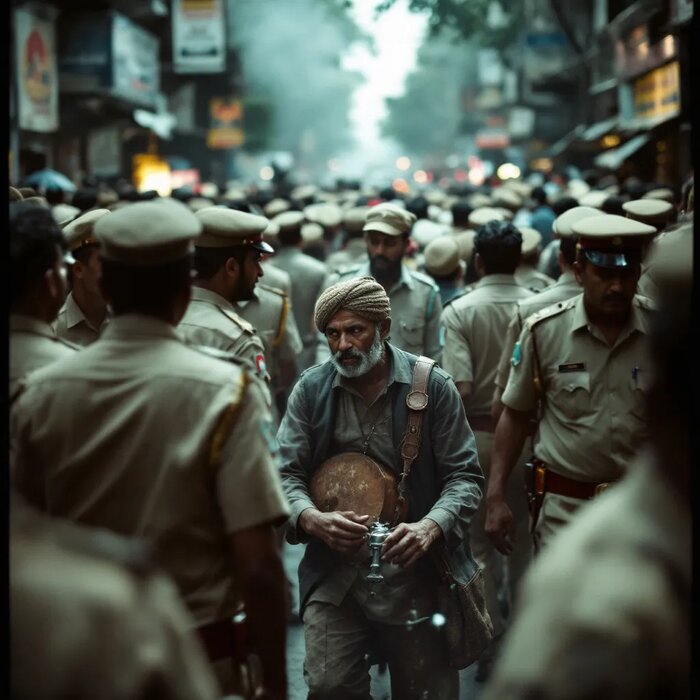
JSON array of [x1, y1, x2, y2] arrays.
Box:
[[278, 276, 484, 699]]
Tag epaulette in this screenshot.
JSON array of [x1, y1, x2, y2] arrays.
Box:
[[634, 294, 656, 311], [410, 268, 440, 292], [55, 336, 81, 351], [257, 282, 286, 298], [186, 342, 247, 365], [442, 289, 467, 310], [524, 296, 575, 331], [219, 306, 256, 335]]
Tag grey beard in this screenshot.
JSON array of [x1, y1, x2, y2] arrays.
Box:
[[331, 327, 384, 378]]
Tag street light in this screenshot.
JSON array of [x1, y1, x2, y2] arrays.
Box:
[[396, 156, 411, 171]]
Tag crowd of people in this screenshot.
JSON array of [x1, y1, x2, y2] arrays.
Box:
[[9, 167, 693, 699]]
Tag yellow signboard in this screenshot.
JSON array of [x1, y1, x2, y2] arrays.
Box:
[[132, 153, 171, 196], [207, 97, 245, 149], [633, 61, 681, 122]]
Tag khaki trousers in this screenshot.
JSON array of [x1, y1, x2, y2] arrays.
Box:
[[470, 430, 533, 636], [533, 492, 587, 554], [302, 596, 459, 700]]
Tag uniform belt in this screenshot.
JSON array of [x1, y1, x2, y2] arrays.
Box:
[[544, 469, 615, 500], [466, 414, 495, 433], [196, 618, 237, 662]]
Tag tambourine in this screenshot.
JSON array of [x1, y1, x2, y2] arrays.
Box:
[[310, 452, 408, 525]]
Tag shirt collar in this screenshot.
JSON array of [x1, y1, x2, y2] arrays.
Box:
[[190, 285, 235, 312], [476, 273, 520, 288], [101, 314, 182, 342], [10, 314, 56, 339], [64, 292, 92, 330]]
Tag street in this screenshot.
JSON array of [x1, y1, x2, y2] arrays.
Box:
[[283, 542, 484, 699]]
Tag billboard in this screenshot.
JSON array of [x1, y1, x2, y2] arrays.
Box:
[[15, 5, 59, 132], [172, 0, 226, 74], [207, 98, 244, 149]]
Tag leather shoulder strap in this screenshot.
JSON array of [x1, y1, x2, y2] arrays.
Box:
[[393, 356, 435, 523]]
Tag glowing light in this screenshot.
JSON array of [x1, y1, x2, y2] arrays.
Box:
[[413, 169, 428, 184], [529, 157, 554, 172], [259, 166, 274, 181], [496, 163, 521, 180], [139, 171, 171, 197], [396, 156, 411, 171], [467, 155, 481, 169], [327, 158, 340, 171], [602, 134, 620, 148], [392, 178, 410, 193], [467, 168, 485, 186]]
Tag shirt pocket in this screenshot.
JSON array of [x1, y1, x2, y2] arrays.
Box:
[[396, 316, 425, 353], [551, 371, 592, 420], [629, 367, 651, 421]]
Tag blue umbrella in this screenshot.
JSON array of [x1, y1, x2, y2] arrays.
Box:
[[23, 168, 77, 192]]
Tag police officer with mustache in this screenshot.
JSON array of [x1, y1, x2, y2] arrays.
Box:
[[484, 214, 657, 555]]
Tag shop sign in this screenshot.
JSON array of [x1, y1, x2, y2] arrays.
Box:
[[207, 98, 244, 149], [88, 127, 121, 176], [172, 0, 226, 74], [15, 5, 59, 132], [616, 26, 678, 80], [59, 12, 159, 109], [632, 61, 681, 123]]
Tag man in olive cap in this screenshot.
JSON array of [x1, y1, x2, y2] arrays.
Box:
[[317, 202, 443, 363], [486, 214, 657, 555], [482, 217, 691, 700], [10, 201, 78, 396], [178, 207, 273, 380], [54, 209, 112, 346], [11, 199, 290, 699], [278, 276, 484, 699]]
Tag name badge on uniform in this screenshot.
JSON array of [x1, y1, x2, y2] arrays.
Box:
[[558, 362, 586, 373], [511, 341, 522, 367]]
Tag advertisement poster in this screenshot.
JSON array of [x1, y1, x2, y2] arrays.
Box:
[[15, 6, 58, 132], [207, 98, 245, 149], [172, 0, 226, 74]]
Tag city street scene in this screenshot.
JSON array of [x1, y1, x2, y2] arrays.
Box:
[[10, 1, 692, 699]]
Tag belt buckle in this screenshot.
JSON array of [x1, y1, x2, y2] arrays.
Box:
[[594, 482, 611, 497]]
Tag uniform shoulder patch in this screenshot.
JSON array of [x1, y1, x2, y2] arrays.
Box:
[[219, 307, 256, 335], [524, 297, 574, 331], [442, 289, 467, 310]]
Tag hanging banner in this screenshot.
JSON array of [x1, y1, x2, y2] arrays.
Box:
[[207, 98, 245, 149], [172, 0, 226, 74], [15, 5, 59, 132]]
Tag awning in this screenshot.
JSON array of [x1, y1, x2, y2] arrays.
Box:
[[619, 112, 679, 133], [594, 134, 651, 170], [582, 117, 618, 142], [547, 124, 586, 157]]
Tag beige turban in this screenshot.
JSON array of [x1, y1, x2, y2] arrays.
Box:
[[314, 276, 391, 332]]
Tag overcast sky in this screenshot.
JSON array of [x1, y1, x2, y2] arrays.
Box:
[[341, 0, 427, 173]]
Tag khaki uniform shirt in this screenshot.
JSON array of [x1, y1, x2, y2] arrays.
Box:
[[11, 503, 219, 700], [53, 292, 108, 347], [441, 274, 534, 416], [268, 247, 328, 369], [482, 453, 690, 700], [495, 270, 582, 393], [515, 265, 555, 292], [10, 314, 77, 397], [236, 283, 303, 384], [11, 314, 290, 626], [316, 262, 443, 363], [502, 294, 653, 482], [261, 260, 292, 297], [177, 286, 267, 378], [325, 238, 368, 273]]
